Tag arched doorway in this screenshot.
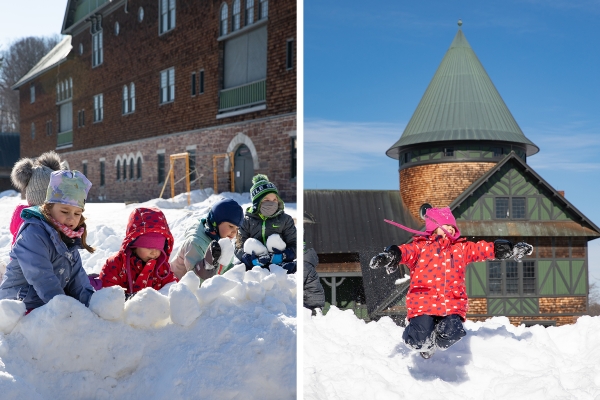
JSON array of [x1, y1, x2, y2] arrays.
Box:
[[234, 144, 254, 193]]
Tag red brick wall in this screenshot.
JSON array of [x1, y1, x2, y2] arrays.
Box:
[[17, 0, 295, 152], [399, 162, 496, 220], [61, 114, 296, 202]]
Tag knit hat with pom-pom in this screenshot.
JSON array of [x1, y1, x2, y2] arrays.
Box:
[[250, 174, 279, 204], [11, 151, 63, 206]]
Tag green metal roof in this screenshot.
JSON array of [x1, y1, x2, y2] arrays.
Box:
[[387, 27, 539, 159]]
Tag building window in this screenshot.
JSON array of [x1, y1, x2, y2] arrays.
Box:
[[158, 153, 165, 183], [286, 39, 294, 70], [222, 24, 266, 93], [444, 147, 454, 157], [160, 68, 175, 104], [122, 160, 127, 181], [31, 123, 35, 139], [79, 43, 84, 55], [159, 0, 176, 34], [46, 121, 52, 136], [92, 30, 103, 67], [123, 83, 135, 114], [57, 78, 73, 134], [191, 72, 196, 96], [245, 0, 254, 25], [117, 160, 121, 180], [258, 0, 268, 19], [199, 69, 205, 94], [220, 4, 228, 36], [493, 147, 504, 157], [495, 197, 527, 219], [100, 160, 105, 186], [488, 260, 536, 296], [30, 84, 35, 103], [129, 160, 134, 180], [78, 109, 85, 127], [138, 7, 144, 22], [232, 0, 241, 31], [187, 149, 196, 182], [291, 137, 296, 179], [83, 162, 88, 177], [137, 158, 142, 179], [93, 94, 104, 122]]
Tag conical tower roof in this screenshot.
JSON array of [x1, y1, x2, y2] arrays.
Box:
[[387, 25, 539, 159]]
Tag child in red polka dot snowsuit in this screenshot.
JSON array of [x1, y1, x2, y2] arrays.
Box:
[[370, 206, 533, 358]]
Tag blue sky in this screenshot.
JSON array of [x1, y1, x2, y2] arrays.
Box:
[[304, 1, 600, 284]]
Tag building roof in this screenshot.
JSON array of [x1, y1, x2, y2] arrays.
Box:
[[304, 189, 421, 254], [62, 0, 117, 35], [12, 36, 72, 89], [0, 132, 20, 167], [386, 26, 539, 159], [450, 151, 600, 238]]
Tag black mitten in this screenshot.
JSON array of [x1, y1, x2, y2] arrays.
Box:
[[494, 239, 513, 260], [513, 242, 534, 260], [369, 245, 401, 273], [205, 240, 221, 269]]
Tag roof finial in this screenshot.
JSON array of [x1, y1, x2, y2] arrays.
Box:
[[458, 19, 462, 27]]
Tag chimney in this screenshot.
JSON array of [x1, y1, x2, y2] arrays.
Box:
[[558, 191, 565, 197]]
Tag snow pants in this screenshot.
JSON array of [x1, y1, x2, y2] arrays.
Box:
[[402, 314, 466, 351]]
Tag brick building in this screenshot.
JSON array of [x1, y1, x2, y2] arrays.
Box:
[[13, 0, 296, 202], [306, 23, 600, 326]]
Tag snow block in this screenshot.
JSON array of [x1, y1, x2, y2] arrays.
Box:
[[266, 234, 286, 253], [169, 283, 201, 327], [217, 238, 235, 265], [124, 288, 170, 329], [223, 263, 246, 283], [197, 275, 238, 305], [0, 299, 26, 334], [243, 238, 268, 255], [89, 286, 125, 321]]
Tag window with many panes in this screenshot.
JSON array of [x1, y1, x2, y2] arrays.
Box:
[[159, 0, 176, 34], [232, 0, 241, 31], [488, 260, 536, 296], [160, 68, 175, 104], [495, 197, 527, 219], [56, 78, 73, 134], [123, 83, 136, 114], [220, 4, 228, 36], [92, 30, 103, 67], [93, 94, 104, 122], [258, 0, 268, 19], [157, 152, 165, 183], [245, 0, 254, 25]]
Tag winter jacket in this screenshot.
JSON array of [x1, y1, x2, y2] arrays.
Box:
[[0, 206, 94, 310], [9, 203, 29, 245], [235, 205, 297, 262], [399, 235, 495, 321], [303, 248, 325, 310], [100, 207, 177, 293], [171, 217, 236, 282]]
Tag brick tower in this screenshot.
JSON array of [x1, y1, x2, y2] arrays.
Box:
[[386, 21, 539, 221]]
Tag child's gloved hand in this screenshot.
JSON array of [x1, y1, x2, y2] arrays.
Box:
[[369, 245, 401, 274], [205, 240, 222, 270], [513, 242, 533, 260], [493, 239, 513, 260], [251, 252, 271, 267]]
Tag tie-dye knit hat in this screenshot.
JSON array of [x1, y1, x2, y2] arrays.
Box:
[[45, 170, 92, 210], [385, 206, 461, 241]]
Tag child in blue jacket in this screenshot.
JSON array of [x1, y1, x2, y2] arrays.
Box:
[[0, 170, 96, 312]]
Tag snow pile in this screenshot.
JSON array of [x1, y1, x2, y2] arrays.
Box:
[[304, 307, 600, 399], [0, 193, 297, 399]]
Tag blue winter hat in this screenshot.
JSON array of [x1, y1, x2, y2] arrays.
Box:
[[208, 198, 244, 227]]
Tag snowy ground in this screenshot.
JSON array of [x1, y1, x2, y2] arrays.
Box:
[[304, 307, 600, 400], [0, 190, 297, 399]]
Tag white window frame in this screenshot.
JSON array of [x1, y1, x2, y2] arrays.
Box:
[[159, 0, 176, 34], [160, 68, 175, 104], [92, 30, 103, 67], [245, 0, 254, 25], [232, 0, 241, 31], [220, 4, 228, 36], [93, 94, 104, 122]]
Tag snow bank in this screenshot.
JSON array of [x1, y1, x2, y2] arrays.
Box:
[[0, 193, 297, 399], [304, 307, 600, 400]]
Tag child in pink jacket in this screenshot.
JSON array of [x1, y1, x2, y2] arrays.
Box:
[[370, 206, 533, 359]]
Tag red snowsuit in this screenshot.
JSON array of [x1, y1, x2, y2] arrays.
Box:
[[399, 235, 495, 321], [100, 207, 177, 293]]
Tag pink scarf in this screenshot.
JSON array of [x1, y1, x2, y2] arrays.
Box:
[[49, 216, 85, 238]]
